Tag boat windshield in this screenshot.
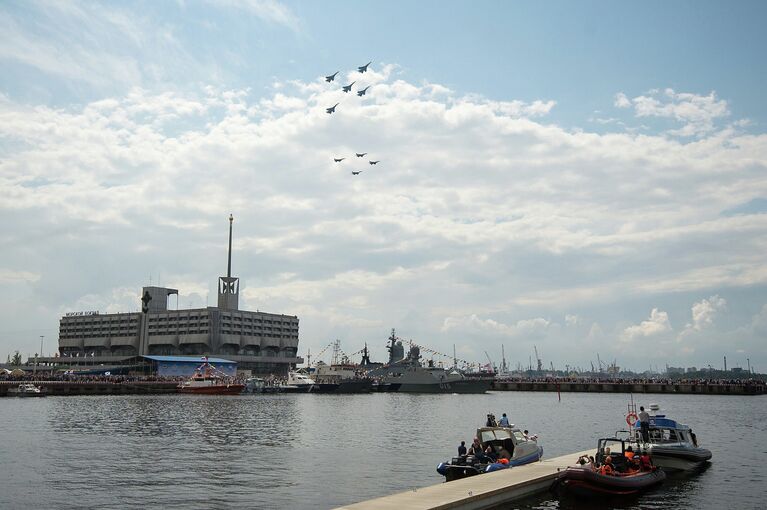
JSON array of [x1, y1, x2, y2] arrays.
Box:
[[513, 430, 527, 442], [480, 429, 512, 442]]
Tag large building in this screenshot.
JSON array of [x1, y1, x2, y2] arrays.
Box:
[[48, 216, 302, 375]]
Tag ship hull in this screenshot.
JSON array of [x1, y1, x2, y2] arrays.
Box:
[[392, 378, 492, 393], [178, 384, 245, 395]]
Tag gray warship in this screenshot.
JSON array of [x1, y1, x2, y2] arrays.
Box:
[[367, 330, 492, 393]]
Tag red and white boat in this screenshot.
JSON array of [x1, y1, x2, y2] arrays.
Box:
[[178, 358, 245, 395]]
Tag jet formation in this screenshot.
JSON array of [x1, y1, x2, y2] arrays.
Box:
[[324, 61, 384, 177]]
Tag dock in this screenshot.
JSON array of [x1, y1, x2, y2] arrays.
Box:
[[335, 449, 591, 510], [0, 380, 179, 396], [492, 380, 765, 395]]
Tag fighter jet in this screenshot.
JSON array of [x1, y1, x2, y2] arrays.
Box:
[[326, 103, 339, 114], [325, 72, 339, 82], [369, 160, 380, 165], [342, 81, 356, 93], [358, 61, 372, 73], [355, 152, 367, 157], [334, 158, 345, 162], [357, 86, 371, 97], [352, 171, 362, 175]]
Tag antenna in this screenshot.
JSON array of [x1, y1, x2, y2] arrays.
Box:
[[227, 214, 234, 278]]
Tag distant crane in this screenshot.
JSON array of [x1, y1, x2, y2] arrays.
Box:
[[534, 345, 543, 372], [550, 361, 555, 372], [484, 351, 495, 372]]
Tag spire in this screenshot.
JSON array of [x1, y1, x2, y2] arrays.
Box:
[[218, 214, 239, 311], [227, 214, 233, 278]]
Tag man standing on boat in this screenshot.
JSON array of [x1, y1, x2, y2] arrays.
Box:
[[638, 406, 650, 442]]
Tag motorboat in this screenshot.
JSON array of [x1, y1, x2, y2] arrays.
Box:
[[244, 377, 284, 393], [554, 437, 665, 497], [437, 424, 543, 481], [631, 412, 712, 471], [178, 358, 244, 395], [278, 370, 316, 393], [7, 383, 46, 397]]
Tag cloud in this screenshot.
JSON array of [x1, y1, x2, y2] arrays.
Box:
[[689, 295, 727, 331], [621, 308, 672, 343], [614, 88, 730, 136], [1, 68, 766, 367], [441, 314, 551, 338], [204, 0, 302, 33]]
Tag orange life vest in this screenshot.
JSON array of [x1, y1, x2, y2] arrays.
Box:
[[625, 451, 635, 460], [599, 464, 614, 476]]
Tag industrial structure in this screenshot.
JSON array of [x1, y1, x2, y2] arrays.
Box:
[[41, 215, 302, 375]]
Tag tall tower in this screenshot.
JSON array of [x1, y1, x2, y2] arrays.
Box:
[[218, 214, 239, 310]]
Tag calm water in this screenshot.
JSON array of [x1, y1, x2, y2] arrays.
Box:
[[1, 391, 765, 509]]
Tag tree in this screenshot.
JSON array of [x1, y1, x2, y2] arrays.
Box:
[[10, 351, 22, 366]]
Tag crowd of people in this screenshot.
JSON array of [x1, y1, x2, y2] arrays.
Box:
[[577, 445, 654, 476], [496, 375, 765, 388]]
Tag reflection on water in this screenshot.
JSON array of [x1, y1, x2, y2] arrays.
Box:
[[1, 392, 765, 509]]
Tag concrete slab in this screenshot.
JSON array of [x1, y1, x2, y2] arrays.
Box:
[[335, 449, 593, 510]]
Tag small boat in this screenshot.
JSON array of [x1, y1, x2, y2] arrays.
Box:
[[631, 412, 712, 471], [244, 377, 284, 393], [278, 370, 316, 393], [178, 358, 244, 395], [437, 423, 543, 482], [554, 437, 665, 498], [7, 383, 46, 397]]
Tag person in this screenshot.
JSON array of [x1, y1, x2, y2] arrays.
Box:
[[499, 413, 510, 427], [458, 441, 467, 456], [598, 455, 614, 475], [624, 445, 635, 461], [638, 406, 650, 442], [498, 446, 511, 460], [486, 413, 497, 427], [484, 445, 498, 462], [469, 437, 483, 456], [689, 429, 698, 447], [639, 450, 653, 471]]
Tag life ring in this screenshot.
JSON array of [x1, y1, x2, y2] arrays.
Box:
[[626, 412, 639, 427]]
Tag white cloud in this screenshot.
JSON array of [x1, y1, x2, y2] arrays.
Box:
[[441, 314, 551, 338], [614, 92, 631, 108], [565, 314, 580, 326], [0, 67, 766, 367], [689, 295, 727, 331], [615, 88, 730, 136], [621, 309, 672, 343], [205, 0, 302, 33]]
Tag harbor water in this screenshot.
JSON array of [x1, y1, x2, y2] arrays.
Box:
[[1, 391, 764, 509]]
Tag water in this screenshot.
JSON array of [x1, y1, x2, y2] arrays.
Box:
[[1, 392, 764, 509]]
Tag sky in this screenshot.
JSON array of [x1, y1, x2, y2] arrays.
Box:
[[1, 0, 766, 373]]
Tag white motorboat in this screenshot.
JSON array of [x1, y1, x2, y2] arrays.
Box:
[[631, 412, 711, 471], [279, 370, 315, 393], [7, 383, 46, 397]]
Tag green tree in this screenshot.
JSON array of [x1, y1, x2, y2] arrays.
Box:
[[10, 351, 22, 366]]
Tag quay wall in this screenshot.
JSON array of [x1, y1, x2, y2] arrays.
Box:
[[0, 380, 179, 396], [491, 380, 765, 395]]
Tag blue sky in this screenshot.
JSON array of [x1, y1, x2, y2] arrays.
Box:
[[1, 0, 766, 372]]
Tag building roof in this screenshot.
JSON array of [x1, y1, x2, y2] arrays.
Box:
[[141, 355, 236, 364]]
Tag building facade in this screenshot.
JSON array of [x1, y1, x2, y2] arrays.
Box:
[[52, 216, 302, 375]]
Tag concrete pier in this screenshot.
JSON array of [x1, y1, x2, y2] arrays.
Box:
[[335, 449, 591, 510], [492, 380, 765, 395], [0, 380, 179, 396]]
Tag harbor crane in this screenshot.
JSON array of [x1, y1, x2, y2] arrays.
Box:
[[534, 345, 543, 372], [484, 351, 495, 372]]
